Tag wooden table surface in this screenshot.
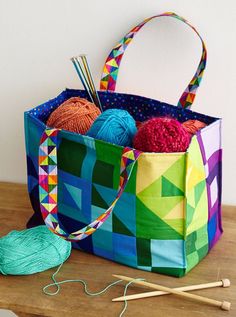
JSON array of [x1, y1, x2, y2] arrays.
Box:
[[0, 182, 235, 317]]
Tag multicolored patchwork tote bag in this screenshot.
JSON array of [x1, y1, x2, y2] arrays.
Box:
[[25, 13, 222, 277]]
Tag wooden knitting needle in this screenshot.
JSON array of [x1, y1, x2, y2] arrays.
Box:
[[113, 278, 230, 302], [113, 275, 231, 311]]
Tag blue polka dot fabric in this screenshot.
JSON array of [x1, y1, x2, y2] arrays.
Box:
[[27, 88, 219, 125]]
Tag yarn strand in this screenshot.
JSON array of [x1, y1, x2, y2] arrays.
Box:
[[43, 264, 145, 317]]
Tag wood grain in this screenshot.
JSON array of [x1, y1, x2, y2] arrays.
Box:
[[0, 182, 235, 317]]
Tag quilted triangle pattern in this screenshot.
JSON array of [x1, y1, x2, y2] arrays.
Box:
[[136, 198, 183, 239], [39, 132, 142, 241], [112, 214, 134, 236], [161, 176, 184, 197], [136, 152, 185, 236], [62, 183, 82, 211]]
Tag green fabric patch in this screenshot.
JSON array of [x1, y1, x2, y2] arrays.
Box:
[[195, 224, 208, 250], [186, 204, 195, 227], [136, 238, 152, 267], [124, 163, 137, 194], [48, 157, 56, 165], [197, 244, 208, 261], [48, 184, 56, 192], [151, 267, 186, 277], [137, 195, 184, 219], [92, 160, 114, 188], [186, 231, 197, 255], [194, 180, 206, 206], [185, 224, 209, 273], [58, 139, 86, 177], [112, 214, 134, 236], [186, 251, 199, 273], [138, 177, 162, 198], [136, 198, 183, 240], [95, 140, 122, 163], [94, 140, 137, 193], [91, 185, 109, 209], [162, 176, 184, 197], [162, 155, 186, 192]]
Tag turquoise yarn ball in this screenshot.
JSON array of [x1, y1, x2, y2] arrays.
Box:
[[0, 226, 72, 275], [86, 109, 137, 146]]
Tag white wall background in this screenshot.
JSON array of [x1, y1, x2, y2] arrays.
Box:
[[0, 0, 235, 204]]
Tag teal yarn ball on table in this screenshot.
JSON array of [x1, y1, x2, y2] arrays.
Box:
[[0, 226, 72, 275], [86, 109, 137, 146]]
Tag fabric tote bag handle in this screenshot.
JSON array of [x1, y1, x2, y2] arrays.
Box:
[[100, 12, 207, 109], [39, 129, 142, 241]]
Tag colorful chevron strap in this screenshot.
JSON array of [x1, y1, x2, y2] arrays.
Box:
[[38, 129, 142, 241], [100, 12, 207, 110]]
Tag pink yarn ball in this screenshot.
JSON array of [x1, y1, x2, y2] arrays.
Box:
[[133, 117, 191, 153]]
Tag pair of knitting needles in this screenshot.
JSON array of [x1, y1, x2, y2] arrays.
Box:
[[112, 274, 231, 311], [71, 55, 103, 112]]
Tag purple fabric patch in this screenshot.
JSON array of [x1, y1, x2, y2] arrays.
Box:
[[197, 123, 223, 250], [196, 131, 207, 164]]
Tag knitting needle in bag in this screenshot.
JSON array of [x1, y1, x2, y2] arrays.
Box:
[[113, 275, 231, 311], [112, 278, 230, 302], [79, 54, 103, 112], [71, 56, 94, 102]]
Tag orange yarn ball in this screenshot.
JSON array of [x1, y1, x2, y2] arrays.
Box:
[[46, 97, 101, 134], [182, 120, 207, 135]]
